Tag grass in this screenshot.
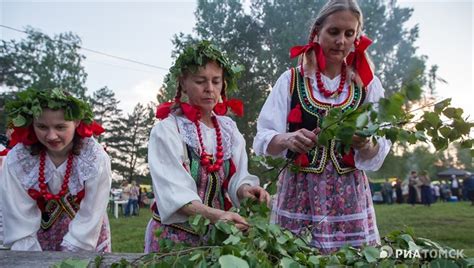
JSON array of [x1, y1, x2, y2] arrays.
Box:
[[109, 202, 474, 257], [374, 202, 474, 257]]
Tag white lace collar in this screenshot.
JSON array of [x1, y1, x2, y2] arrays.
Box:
[[6, 137, 103, 195], [173, 114, 235, 160]]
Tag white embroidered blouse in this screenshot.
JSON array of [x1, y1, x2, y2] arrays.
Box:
[[0, 137, 112, 251], [253, 69, 391, 171], [148, 114, 260, 225]]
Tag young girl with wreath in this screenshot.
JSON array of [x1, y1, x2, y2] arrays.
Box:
[[1, 88, 112, 252]]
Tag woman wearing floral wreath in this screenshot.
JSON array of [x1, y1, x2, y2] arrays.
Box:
[[145, 41, 270, 253], [253, 0, 391, 253], [0, 88, 111, 252]]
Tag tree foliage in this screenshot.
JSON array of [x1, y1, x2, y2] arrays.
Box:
[[0, 27, 87, 97], [91, 87, 123, 143], [109, 102, 155, 183]]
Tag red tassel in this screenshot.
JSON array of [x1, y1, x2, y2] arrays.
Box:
[[295, 153, 310, 167], [223, 159, 237, 211], [341, 149, 355, 167], [76, 189, 86, 203], [287, 104, 303, 123], [0, 148, 9, 156]]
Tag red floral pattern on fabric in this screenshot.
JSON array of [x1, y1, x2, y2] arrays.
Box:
[[272, 161, 379, 254], [37, 213, 111, 252]]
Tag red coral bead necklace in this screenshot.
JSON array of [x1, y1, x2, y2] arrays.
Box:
[[38, 150, 74, 201], [194, 113, 224, 173], [316, 62, 347, 98]]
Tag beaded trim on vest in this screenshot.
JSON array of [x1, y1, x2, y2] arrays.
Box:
[[40, 192, 82, 230], [288, 67, 367, 174]]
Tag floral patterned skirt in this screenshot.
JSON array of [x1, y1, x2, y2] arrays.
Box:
[[271, 161, 380, 254], [144, 218, 202, 253], [37, 212, 111, 252]]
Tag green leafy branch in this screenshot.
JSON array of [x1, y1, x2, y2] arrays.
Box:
[[102, 199, 473, 268]]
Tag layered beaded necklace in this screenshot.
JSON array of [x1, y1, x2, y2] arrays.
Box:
[[194, 115, 224, 173], [316, 62, 347, 98], [38, 151, 74, 201]]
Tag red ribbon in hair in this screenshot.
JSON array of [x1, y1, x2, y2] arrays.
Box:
[[346, 35, 374, 87], [9, 126, 38, 148], [290, 42, 326, 75], [213, 99, 244, 117], [155, 101, 201, 122], [76, 121, 105, 138], [156, 99, 244, 122], [155, 101, 174, 120]]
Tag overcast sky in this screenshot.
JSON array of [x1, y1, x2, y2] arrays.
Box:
[[1, 0, 473, 122]]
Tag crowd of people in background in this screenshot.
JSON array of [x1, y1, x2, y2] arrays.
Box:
[[109, 180, 155, 217], [375, 171, 474, 206]]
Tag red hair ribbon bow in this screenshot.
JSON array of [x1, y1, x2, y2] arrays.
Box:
[[155, 101, 201, 122], [9, 126, 38, 148], [213, 99, 244, 117], [346, 35, 374, 87], [289, 42, 326, 75], [76, 121, 105, 138]]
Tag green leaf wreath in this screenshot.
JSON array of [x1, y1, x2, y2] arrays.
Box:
[[5, 88, 94, 128]]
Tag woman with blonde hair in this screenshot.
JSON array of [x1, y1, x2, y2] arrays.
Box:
[[254, 0, 391, 253]]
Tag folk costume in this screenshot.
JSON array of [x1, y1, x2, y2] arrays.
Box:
[[253, 37, 391, 253], [0, 89, 111, 252], [144, 41, 259, 253]]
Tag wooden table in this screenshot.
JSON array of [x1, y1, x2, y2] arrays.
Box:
[[0, 250, 144, 267]]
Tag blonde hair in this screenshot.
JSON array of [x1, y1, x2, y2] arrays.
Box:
[[308, 0, 364, 42], [303, 0, 374, 86]]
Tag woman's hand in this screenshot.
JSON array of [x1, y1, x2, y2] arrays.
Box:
[[284, 128, 320, 153], [352, 135, 379, 159], [237, 184, 271, 207], [266, 128, 320, 156], [179, 201, 249, 231], [214, 210, 249, 231]]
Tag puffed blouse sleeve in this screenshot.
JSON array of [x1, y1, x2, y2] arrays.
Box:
[[354, 76, 392, 171], [62, 148, 112, 251], [253, 70, 292, 158], [1, 149, 42, 251], [148, 116, 202, 224], [223, 117, 260, 206]]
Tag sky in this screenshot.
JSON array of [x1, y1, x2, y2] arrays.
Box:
[[1, 0, 473, 122]]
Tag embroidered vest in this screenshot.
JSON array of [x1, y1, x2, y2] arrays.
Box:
[[28, 189, 85, 230], [152, 145, 235, 234], [287, 67, 367, 174]]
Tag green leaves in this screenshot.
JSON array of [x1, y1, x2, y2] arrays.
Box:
[[5, 87, 94, 128], [362, 246, 380, 263], [12, 114, 26, 127], [169, 40, 243, 94], [116, 201, 470, 268], [219, 255, 249, 268]]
